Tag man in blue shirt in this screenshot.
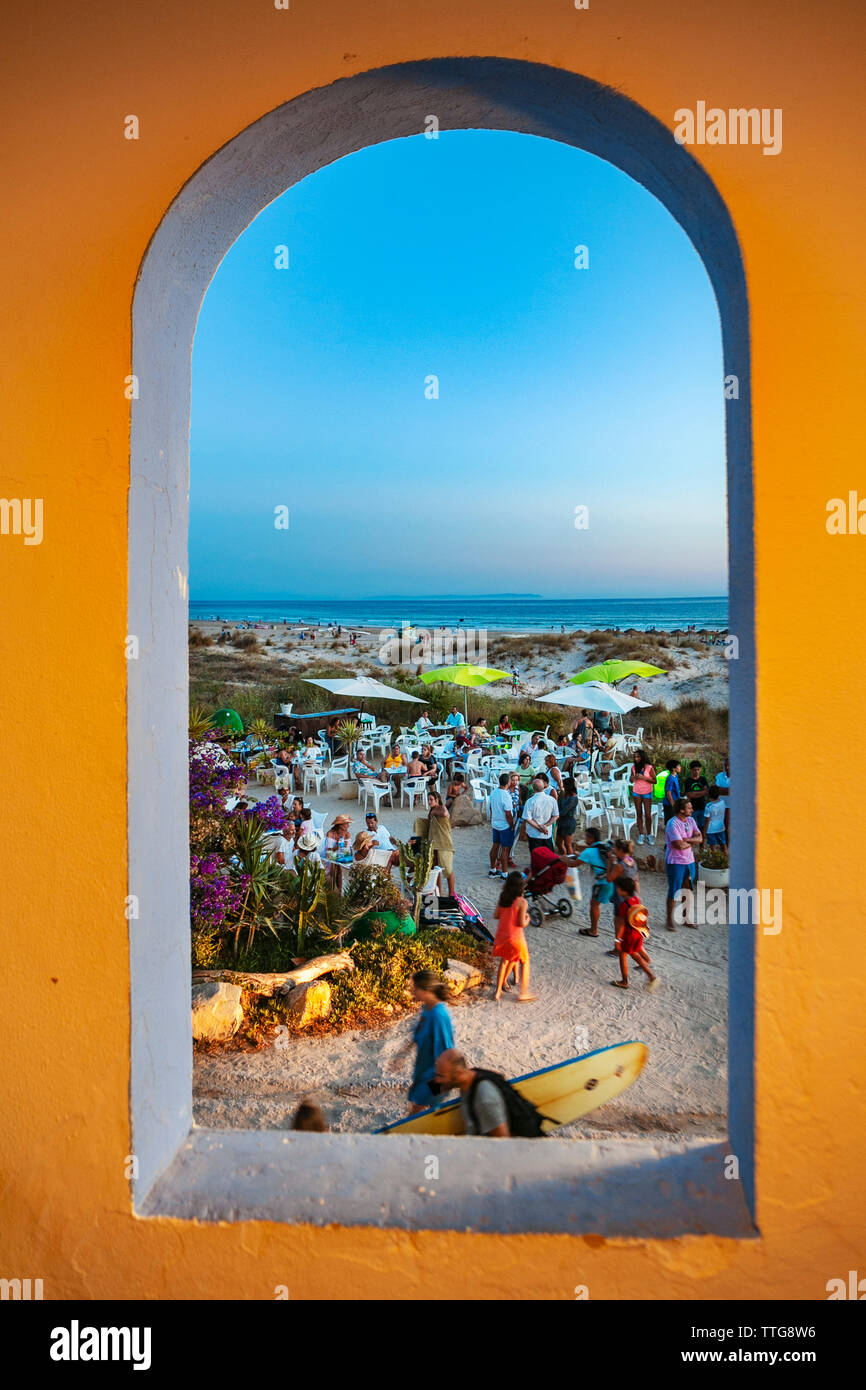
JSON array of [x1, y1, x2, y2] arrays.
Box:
[[445, 706, 465, 728]]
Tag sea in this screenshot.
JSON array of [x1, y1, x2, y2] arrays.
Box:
[[189, 596, 727, 633]]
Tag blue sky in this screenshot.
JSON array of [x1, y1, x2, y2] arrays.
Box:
[[190, 131, 727, 600]]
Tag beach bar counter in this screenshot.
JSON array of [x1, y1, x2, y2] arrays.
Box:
[[275, 707, 361, 736]]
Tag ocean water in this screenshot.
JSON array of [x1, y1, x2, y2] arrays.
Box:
[[189, 596, 727, 633]]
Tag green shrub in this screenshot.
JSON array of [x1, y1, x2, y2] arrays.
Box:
[[237, 928, 486, 1043]]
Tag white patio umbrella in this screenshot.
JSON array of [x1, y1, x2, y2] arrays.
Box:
[[301, 675, 426, 704], [538, 679, 651, 734]]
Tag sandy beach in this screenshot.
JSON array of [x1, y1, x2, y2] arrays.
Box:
[[190, 618, 730, 709]]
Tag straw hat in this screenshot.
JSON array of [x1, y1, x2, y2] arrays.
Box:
[[297, 832, 320, 852], [626, 903, 650, 938], [330, 814, 352, 829]]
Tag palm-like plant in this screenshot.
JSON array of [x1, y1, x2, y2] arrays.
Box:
[[228, 816, 292, 956], [189, 704, 215, 741], [293, 854, 325, 955], [334, 718, 361, 773], [396, 837, 435, 927], [248, 716, 274, 751]]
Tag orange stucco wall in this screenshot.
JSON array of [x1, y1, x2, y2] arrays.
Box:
[[2, 0, 864, 1298]]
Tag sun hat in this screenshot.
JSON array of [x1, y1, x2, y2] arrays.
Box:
[[626, 903, 650, 938], [331, 814, 352, 828], [297, 833, 320, 851]]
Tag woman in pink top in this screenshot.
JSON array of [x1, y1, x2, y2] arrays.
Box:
[[629, 750, 656, 844]]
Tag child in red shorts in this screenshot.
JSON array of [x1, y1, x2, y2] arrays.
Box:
[[611, 876, 659, 991]]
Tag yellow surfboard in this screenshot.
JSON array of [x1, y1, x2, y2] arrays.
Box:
[[378, 1040, 648, 1135]]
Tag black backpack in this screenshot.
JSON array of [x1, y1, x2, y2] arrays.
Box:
[[467, 1069, 559, 1138]]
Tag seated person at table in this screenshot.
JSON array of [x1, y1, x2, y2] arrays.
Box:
[[352, 748, 380, 780], [302, 736, 320, 762], [520, 731, 542, 756], [445, 706, 465, 728], [365, 811, 395, 849], [497, 714, 512, 734], [278, 788, 303, 819], [325, 718, 341, 752], [298, 807, 318, 842], [453, 727, 472, 750], [353, 826, 399, 872], [324, 814, 352, 857], [352, 830, 375, 862], [470, 718, 489, 740], [275, 745, 293, 770], [415, 711, 434, 734], [294, 832, 322, 867], [383, 746, 404, 771], [596, 731, 618, 780], [265, 822, 297, 869], [419, 744, 440, 783], [406, 749, 426, 779]]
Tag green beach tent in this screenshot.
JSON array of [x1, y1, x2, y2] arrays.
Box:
[[210, 707, 244, 733]]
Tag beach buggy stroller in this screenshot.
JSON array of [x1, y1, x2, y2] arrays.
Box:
[[524, 845, 573, 928]]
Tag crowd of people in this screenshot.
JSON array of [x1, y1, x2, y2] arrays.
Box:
[[248, 706, 729, 1131]]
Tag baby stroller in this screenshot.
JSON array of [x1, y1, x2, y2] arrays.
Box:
[[524, 845, 573, 928]]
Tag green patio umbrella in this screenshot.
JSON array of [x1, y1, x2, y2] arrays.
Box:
[[210, 707, 244, 734], [419, 663, 510, 724], [570, 659, 666, 686]]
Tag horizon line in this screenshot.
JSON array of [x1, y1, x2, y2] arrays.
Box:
[[189, 593, 729, 603]]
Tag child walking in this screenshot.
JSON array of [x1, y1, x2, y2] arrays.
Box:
[[611, 876, 659, 991], [492, 871, 536, 1002]]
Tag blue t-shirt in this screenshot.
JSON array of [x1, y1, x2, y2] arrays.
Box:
[[445, 712, 465, 727], [705, 799, 726, 833], [666, 773, 681, 803], [578, 846, 608, 884], [412, 1002, 454, 1090]]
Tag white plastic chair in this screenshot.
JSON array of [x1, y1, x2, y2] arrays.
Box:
[[303, 764, 327, 795], [420, 865, 443, 897], [401, 777, 429, 812], [357, 845, 394, 870], [310, 811, 327, 838], [325, 755, 348, 788], [609, 804, 638, 838], [469, 777, 489, 817], [359, 779, 393, 814]]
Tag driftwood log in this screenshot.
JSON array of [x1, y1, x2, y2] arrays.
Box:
[[193, 951, 355, 997]]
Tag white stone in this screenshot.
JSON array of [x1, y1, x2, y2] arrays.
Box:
[[191, 982, 243, 1041]]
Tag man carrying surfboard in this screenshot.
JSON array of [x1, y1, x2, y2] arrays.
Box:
[[433, 1050, 554, 1137]]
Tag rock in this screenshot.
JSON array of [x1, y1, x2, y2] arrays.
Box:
[[191, 982, 243, 1041], [449, 794, 485, 827], [285, 979, 331, 1027], [443, 958, 484, 995]]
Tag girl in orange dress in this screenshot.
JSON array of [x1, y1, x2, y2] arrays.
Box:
[[492, 872, 537, 1003]]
